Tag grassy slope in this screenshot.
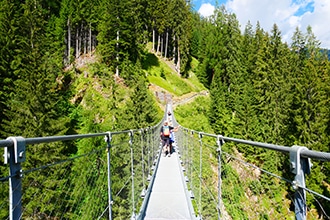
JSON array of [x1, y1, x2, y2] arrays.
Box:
[[143, 43, 205, 97], [141, 47, 212, 132]]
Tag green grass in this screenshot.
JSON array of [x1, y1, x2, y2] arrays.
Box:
[[175, 96, 212, 132], [142, 48, 206, 97]]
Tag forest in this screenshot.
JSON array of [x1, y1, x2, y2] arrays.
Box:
[[0, 0, 329, 219]]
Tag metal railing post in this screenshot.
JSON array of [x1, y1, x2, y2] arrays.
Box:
[[5, 136, 26, 220], [289, 145, 312, 220], [105, 132, 113, 220]]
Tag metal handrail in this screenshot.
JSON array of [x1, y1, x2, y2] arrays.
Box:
[[181, 129, 330, 162], [0, 130, 141, 148]]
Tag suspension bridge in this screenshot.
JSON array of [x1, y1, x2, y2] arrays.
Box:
[[1, 104, 330, 220]]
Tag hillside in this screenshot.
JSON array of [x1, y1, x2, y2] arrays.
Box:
[[142, 49, 208, 110], [70, 50, 329, 220], [72, 47, 208, 109]]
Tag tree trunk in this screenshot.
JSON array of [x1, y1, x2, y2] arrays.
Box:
[[160, 34, 163, 57], [165, 30, 168, 59], [67, 18, 71, 64], [89, 23, 92, 53], [79, 24, 82, 56], [177, 36, 180, 75], [75, 26, 79, 58], [144, 24, 148, 44], [83, 23, 87, 55], [116, 30, 119, 76], [157, 34, 160, 55], [172, 35, 176, 63], [152, 28, 155, 52]]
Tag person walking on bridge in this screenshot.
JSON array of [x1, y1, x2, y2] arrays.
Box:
[[168, 122, 177, 155], [160, 121, 178, 157]]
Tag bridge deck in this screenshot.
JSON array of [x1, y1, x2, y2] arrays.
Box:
[[143, 144, 196, 220]]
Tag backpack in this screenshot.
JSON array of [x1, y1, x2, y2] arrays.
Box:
[[170, 131, 174, 141], [163, 126, 170, 136]]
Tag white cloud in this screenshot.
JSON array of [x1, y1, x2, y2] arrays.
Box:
[[223, 0, 330, 48], [299, 0, 330, 48], [198, 3, 215, 17]]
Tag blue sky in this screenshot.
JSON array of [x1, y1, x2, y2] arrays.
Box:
[[192, 0, 330, 48]]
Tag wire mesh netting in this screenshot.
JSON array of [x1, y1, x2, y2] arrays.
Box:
[[0, 126, 161, 220], [1, 122, 329, 219], [176, 127, 330, 220]]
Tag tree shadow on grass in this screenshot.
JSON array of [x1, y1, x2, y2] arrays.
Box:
[[142, 52, 160, 70]]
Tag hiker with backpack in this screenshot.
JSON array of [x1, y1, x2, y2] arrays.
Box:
[[160, 121, 178, 157]]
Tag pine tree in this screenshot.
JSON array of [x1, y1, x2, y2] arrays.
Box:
[[0, 1, 26, 218], [0, 0, 25, 138], [97, 0, 145, 75], [196, 18, 216, 89], [190, 12, 203, 59], [207, 7, 245, 137], [288, 26, 330, 211], [146, 0, 167, 53], [267, 24, 292, 145], [120, 60, 160, 129], [238, 20, 258, 141], [1, 1, 73, 217], [168, 0, 192, 76]]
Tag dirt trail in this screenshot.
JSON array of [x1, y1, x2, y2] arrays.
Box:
[[172, 90, 209, 107], [149, 83, 208, 108], [147, 50, 209, 108]]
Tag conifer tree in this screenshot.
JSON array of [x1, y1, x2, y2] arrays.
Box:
[[98, 0, 146, 75], [289, 27, 330, 206], [146, 0, 167, 53], [0, 0, 23, 138], [288, 26, 329, 147], [238, 20, 258, 141], [0, 1, 26, 218], [169, 0, 192, 76], [267, 24, 292, 144], [120, 61, 160, 129], [190, 12, 203, 58], [207, 7, 245, 136], [1, 1, 73, 217]]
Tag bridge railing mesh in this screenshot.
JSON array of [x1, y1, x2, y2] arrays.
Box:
[[0, 123, 162, 220], [175, 126, 330, 219]]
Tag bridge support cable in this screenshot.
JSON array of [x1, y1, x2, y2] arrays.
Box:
[[181, 129, 330, 219], [146, 128, 151, 181], [189, 130, 194, 200], [198, 133, 203, 219], [135, 126, 164, 219], [129, 130, 136, 219], [140, 129, 146, 198], [186, 130, 192, 197], [216, 135, 224, 220], [105, 132, 113, 220], [1, 127, 168, 220]]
